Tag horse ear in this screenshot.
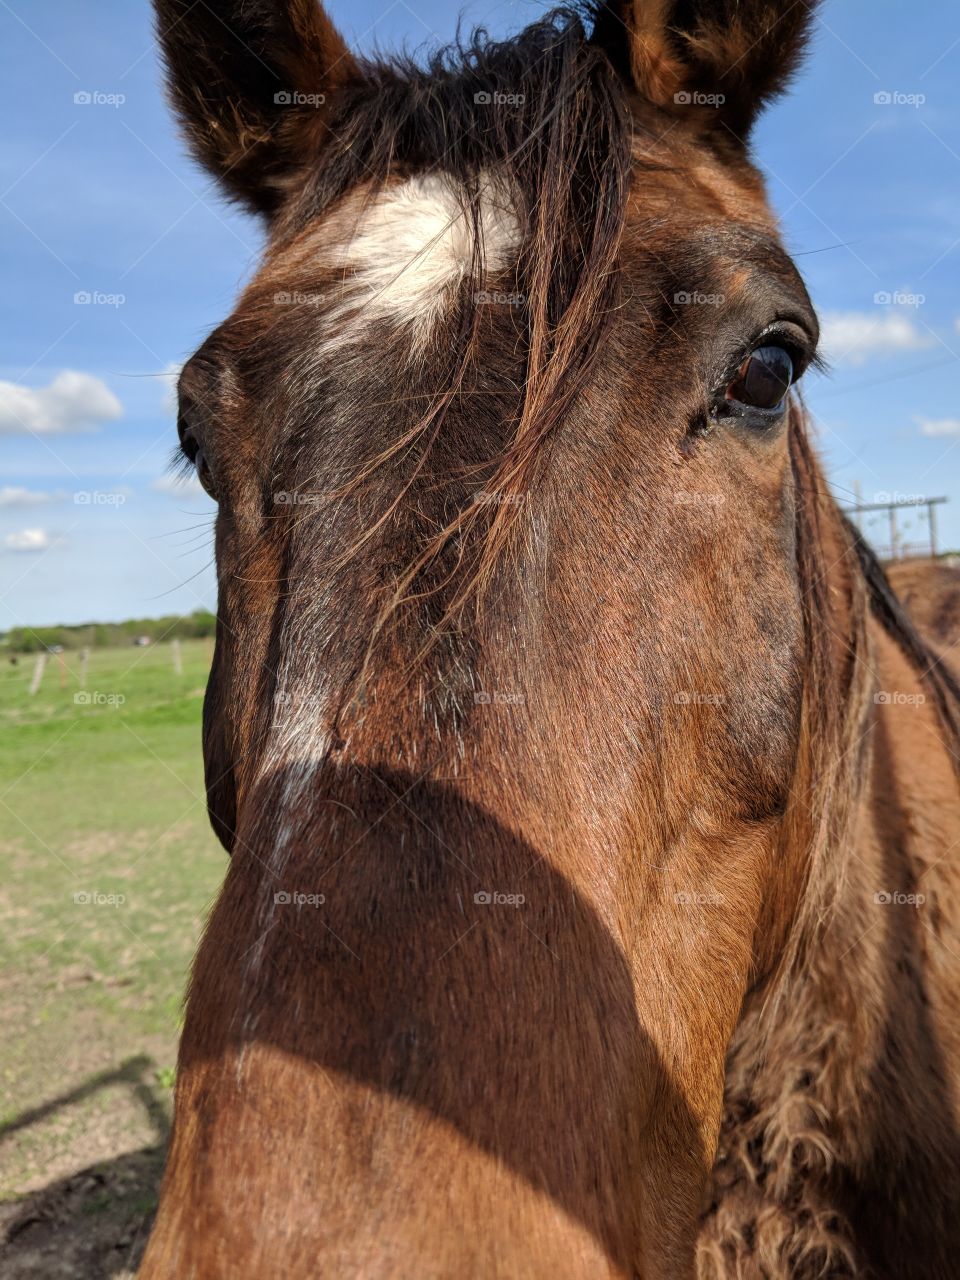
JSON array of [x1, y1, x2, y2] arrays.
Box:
[[153, 0, 359, 215], [591, 0, 818, 140]]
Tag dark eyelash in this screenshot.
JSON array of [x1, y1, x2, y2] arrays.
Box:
[[756, 322, 819, 375], [170, 442, 196, 479]]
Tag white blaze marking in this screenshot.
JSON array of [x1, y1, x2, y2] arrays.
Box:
[[326, 174, 519, 343]]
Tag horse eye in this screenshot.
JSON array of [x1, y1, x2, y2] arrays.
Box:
[[726, 344, 794, 411], [194, 445, 218, 499]]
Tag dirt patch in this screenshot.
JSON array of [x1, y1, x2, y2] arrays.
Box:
[[0, 1145, 162, 1279], [0, 975, 176, 1278], [61, 832, 152, 866]]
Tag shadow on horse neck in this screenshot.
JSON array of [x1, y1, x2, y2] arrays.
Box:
[[155, 766, 707, 1275]]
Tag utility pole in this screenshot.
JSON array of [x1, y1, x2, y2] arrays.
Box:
[[928, 499, 939, 558]]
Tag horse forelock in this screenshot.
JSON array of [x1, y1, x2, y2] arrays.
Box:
[[257, 10, 633, 631]]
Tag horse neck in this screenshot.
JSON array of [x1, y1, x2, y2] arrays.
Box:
[[702, 481, 960, 1276]]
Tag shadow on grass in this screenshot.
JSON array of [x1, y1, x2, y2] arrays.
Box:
[[0, 1055, 170, 1279]]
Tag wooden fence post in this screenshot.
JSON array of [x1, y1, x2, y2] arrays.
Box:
[[29, 653, 47, 696]]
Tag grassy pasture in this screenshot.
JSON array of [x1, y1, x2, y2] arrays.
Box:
[[0, 639, 225, 1276]]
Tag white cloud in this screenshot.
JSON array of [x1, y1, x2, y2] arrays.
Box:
[[151, 471, 208, 499], [4, 528, 59, 553], [0, 371, 123, 435], [917, 417, 960, 438], [0, 485, 60, 508], [819, 311, 932, 365]]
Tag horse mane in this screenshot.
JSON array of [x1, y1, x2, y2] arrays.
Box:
[[783, 410, 960, 1001], [791, 410, 960, 788], [704, 416, 960, 1277], [844, 519, 960, 762]]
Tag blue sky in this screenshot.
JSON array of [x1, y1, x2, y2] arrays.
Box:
[[1, 0, 959, 628]]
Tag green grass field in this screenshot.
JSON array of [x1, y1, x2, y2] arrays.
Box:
[[0, 640, 226, 1276]]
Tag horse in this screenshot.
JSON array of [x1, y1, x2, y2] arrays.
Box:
[[140, 2, 960, 1276]]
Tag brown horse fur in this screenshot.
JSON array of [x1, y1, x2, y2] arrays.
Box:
[[142, 3, 960, 1276]]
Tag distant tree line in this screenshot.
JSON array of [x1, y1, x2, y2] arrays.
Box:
[[1, 609, 217, 653]]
